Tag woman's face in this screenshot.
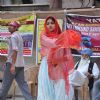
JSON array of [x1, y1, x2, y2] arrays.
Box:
[[46, 19, 56, 32]]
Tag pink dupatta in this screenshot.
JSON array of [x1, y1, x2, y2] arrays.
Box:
[[40, 16, 81, 95]]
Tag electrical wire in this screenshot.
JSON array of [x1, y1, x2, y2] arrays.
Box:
[[51, 0, 92, 9], [80, 0, 92, 7], [86, 0, 91, 7], [81, 0, 85, 7]]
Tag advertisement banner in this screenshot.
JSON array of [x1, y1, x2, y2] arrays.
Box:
[[66, 14, 100, 57], [36, 19, 63, 64], [0, 14, 36, 56]]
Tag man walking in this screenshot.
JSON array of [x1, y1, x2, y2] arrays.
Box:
[[0, 21, 33, 100]]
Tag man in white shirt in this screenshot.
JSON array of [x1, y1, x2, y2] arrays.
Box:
[[69, 48, 99, 100], [0, 21, 33, 100]]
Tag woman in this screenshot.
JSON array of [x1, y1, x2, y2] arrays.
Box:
[[37, 16, 81, 100]]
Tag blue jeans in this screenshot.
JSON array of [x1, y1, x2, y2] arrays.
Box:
[[0, 62, 33, 100], [93, 79, 100, 100]]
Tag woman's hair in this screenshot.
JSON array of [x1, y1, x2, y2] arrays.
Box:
[[44, 16, 61, 35], [46, 16, 56, 23]]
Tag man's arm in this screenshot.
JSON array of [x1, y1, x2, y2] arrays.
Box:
[[12, 50, 17, 66], [10, 35, 18, 74], [10, 50, 17, 74]]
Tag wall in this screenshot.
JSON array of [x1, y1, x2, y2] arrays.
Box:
[[30, 0, 59, 8], [62, 0, 94, 8]]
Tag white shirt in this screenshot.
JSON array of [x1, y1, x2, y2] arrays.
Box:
[[75, 58, 99, 78], [69, 58, 99, 86], [7, 31, 24, 67]]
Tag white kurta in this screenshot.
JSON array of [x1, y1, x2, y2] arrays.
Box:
[[69, 58, 99, 86], [38, 57, 74, 100]]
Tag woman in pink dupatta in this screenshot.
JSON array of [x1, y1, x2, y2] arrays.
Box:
[[37, 16, 81, 100]]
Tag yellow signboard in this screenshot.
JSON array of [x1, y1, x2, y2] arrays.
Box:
[[36, 19, 63, 64]]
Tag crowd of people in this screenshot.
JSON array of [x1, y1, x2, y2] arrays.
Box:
[[0, 16, 99, 100]]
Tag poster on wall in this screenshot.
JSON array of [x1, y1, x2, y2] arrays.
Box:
[[0, 14, 36, 56], [0, 26, 10, 55], [36, 19, 63, 64], [19, 15, 36, 56], [66, 14, 100, 57]]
